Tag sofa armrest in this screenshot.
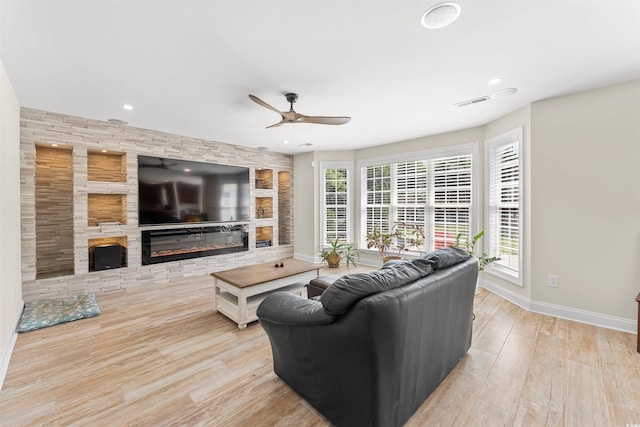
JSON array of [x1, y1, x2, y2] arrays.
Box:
[[257, 292, 338, 326]]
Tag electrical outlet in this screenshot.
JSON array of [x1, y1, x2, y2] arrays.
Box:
[[548, 275, 559, 288]]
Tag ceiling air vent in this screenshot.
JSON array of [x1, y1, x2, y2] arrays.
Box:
[[454, 96, 490, 107]]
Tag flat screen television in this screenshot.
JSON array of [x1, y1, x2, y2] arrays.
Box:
[[138, 155, 250, 226]]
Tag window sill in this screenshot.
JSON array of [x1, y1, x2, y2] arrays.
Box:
[[484, 265, 522, 287]]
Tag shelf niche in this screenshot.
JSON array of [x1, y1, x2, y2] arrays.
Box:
[[88, 151, 126, 182], [278, 171, 292, 245], [88, 193, 127, 226], [88, 236, 128, 272], [255, 168, 273, 189], [35, 145, 75, 279], [255, 197, 273, 219], [256, 226, 273, 247]]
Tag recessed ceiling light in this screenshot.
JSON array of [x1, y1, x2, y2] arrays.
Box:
[[122, 104, 134, 111], [421, 2, 461, 29], [490, 88, 518, 99], [283, 140, 290, 144], [107, 118, 128, 125], [488, 78, 502, 85], [101, 149, 108, 153], [184, 168, 191, 172], [51, 143, 59, 147]]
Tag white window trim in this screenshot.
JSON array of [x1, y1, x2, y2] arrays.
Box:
[[356, 142, 479, 251], [319, 161, 353, 245], [484, 126, 524, 287]]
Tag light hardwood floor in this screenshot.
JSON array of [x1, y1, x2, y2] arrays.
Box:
[[1, 265, 639, 426]]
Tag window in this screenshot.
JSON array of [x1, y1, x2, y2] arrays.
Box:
[[485, 127, 523, 285], [360, 146, 475, 254], [321, 163, 352, 244]]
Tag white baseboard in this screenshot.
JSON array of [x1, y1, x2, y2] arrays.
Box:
[[480, 278, 637, 335], [293, 253, 315, 263], [0, 313, 20, 391]]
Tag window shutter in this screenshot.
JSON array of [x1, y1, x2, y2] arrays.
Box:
[[488, 140, 520, 273], [323, 167, 350, 244], [428, 154, 472, 250]]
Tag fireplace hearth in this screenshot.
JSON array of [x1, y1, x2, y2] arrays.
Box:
[[142, 225, 248, 265]]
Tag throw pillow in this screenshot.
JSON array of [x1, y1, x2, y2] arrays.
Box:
[[422, 247, 470, 269], [321, 261, 431, 315]]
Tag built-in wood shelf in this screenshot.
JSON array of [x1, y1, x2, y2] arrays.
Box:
[[88, 151, 126, 182], [256, 197, 273, 219], [255, 168, 273, 189], [88, 193, 127, 226], [88, 236, 128, 272], [256, 226, 273, 247]]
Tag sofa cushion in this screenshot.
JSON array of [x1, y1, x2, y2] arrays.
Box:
[[423, 247, 470, 269], [321, 258, 434, 315]]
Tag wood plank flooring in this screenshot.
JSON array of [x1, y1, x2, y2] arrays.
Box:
[[1, 265, 639, 426]]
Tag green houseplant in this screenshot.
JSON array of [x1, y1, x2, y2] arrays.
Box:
[[365, 225, 397, 263], [451, 230, 500, 271], [366, 223, 425, 264], [318, 238, 360, 270]]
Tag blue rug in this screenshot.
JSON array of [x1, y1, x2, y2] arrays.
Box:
[[17, 293, 101, 333]]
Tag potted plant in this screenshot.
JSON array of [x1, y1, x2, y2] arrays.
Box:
[[366, 223, 426, 264], [318, 238, 360, 270], [451, 230, 500, 271], [396, 222, 425, 256], [365, 225, 400, 264]]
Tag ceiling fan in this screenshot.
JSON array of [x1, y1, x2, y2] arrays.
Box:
[[249, 93, 351, 128]]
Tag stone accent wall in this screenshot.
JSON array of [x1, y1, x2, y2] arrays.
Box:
[[278, 171, 293, 245], [35, 146, 74, 278], [20, 107, 294, 302]]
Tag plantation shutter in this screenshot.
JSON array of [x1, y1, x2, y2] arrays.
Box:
[[427, 154, 472, 250], [360, 151, 473, 253], [488, 141, 520, 273], [361, 164, 391, 244], [323, 168, 350, 244]]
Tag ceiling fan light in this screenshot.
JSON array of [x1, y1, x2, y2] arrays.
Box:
[[421, 2, 461, 29]]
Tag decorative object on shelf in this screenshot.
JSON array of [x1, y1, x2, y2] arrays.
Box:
[[451, 230, 500, 271], [257, 206, 264, 219], [318, 238, 359, 270]]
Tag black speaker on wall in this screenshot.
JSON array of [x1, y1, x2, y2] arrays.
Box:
[[94, 244, 122, 271]]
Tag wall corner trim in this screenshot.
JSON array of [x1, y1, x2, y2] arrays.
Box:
[[479, 278, 637, 335]]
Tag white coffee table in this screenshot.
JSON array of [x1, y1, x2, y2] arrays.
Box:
[[211, 258, 321, 329]]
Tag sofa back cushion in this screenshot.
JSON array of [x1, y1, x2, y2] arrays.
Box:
[[321, 258, 434, 315], [422, 247, 470, 269]]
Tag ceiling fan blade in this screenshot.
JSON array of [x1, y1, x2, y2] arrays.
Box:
[[297, 115, 351, 125], [248, 94, 282, 114], [266, 121, 285, 129]]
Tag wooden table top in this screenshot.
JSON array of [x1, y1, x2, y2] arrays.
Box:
[[210, 258, 322, 288]]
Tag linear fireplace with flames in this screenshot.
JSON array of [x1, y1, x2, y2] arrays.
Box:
[[142, 225, 248, 265]]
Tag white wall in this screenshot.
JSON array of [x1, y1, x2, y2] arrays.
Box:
[[530, 80, 640, 321], [294, 80, 640, 331], [0, 59, 23, 390], [293, 152, 316, 261]]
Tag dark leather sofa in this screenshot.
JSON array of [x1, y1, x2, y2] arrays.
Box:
[[257, 249, 478, 427]]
